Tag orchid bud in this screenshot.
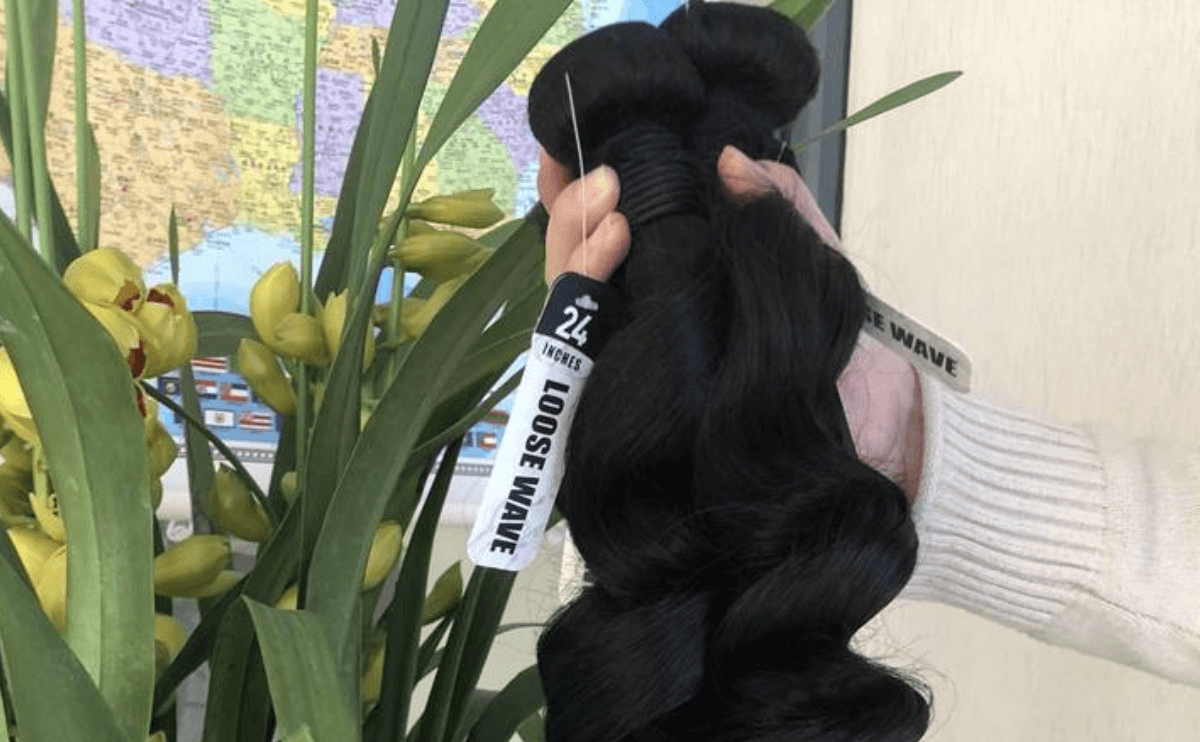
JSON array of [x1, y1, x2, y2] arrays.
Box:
[[209, 464, 271, 542], [146, 417, 178, 480], [391, 229, 491, 283], [250, 262, 300, 344], [321, 291, 376, 369], [399, 274, 469, 341], [236, 339, 297, 415], [271, 313, 330, 366], [279, 471, 298, 507], [406, 188, 505, 228]]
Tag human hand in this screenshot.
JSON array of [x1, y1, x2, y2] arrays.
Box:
[[536, 145, 925, 504], [717, 145, 924, 503], [537, 147, 632, 284]]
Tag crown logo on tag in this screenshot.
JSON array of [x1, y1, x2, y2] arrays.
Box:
[[575, 295, 599, 311]]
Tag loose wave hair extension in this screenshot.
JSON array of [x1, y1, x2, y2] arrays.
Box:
[[527, 3, 931, 741]]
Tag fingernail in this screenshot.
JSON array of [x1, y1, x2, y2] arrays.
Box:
[[585, 165, 617, 199], [723, 145, 763, 173]]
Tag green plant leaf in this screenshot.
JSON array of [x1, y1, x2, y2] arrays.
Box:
[[168, 206, 179, 284], [374, 438, 463, 739], [200, 603, 272, 742], [0, 557, 133, 742], [312, 91, 371, 299], [176, 364, 217, 526], [516, 711, 546, 742], [415, 567, 517, 742], [81, 121, 101, 252], [796, 71, 963, 151], [304, 215, 542, 668], [418, 622, 545, 682], [24, 0, 57, 125], [193, 311, 256, 358], [414, 0, 573, 179], [463, 665, 545, 742], [344, 0, 449, 295], [768, 0, 837, 29], [0, 90, 82, 272], [0, 213, 153, 740], [243, 599, 359, 742], [282, 725, 317, 742]]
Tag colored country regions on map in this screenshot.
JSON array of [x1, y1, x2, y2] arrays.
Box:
[[434, 115, 517, 213], [289, 68, 364, 199], [337, 0, 479, 37], [58, 0, 211, 84], [229, 116, 312, 235], [316, 20, 386, 82], [0, 15, 237, 266], [209, 0, 332, 127]]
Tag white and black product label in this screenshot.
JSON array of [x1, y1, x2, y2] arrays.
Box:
[[862, 292, 972, 393], [468, 272, 625, 572]]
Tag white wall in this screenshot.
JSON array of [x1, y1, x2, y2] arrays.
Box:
[[843, 2, 1200, 739]]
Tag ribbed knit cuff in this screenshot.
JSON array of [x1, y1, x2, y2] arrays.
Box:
[[900, 375, 1108, 639]]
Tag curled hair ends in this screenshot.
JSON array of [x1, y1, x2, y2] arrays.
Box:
[[529, 4, 929, 741]]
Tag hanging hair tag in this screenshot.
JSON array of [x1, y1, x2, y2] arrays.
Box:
[[468, 272, 626, 571], [862, 291, 972, 393]]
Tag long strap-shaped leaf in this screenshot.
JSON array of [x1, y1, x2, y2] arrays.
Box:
[[0, 214, 154, 739], [192, 311, 256, 358], [244, 599, 359, 741], [413, 0, 573, 178], [796, 71, 963, 151], [414, 567, 517, 742], [343, 0, 449, 296], [0, 91, 82, 272], [462, 665, 545, 742], [768, 0, 837, 29], [375, 438, 464, 739], [305, 215, 542, 679], [0, 557, 132, 742]]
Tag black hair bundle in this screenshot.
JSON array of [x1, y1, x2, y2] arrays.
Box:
[[527, 3, 931, 740]]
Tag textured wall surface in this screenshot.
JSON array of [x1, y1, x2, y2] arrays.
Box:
[[843, 2, 1200, 739]]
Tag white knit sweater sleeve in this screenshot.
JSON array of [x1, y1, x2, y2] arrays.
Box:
[[901, 374, 1200, 687]]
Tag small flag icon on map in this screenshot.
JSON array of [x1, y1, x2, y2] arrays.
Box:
[[239, 412, 275, 432], [192, 356, 228, 374], [220, 383, 251, 403], [204, 409, 235, 428]]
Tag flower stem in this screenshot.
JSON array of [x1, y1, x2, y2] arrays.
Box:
[[386, 127, 419, 381], [73, 0, 92, 252], [140, 382, 276, 528], [15, 0, 57, 264], [296, 0, 319, 499], [4, 0, 32, 240]]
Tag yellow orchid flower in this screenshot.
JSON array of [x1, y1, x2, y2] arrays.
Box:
[[0, 348, 37, 442], [63, 247, 146, 312], [81, 303, 148, 378], [134, 284, 198, 377]]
